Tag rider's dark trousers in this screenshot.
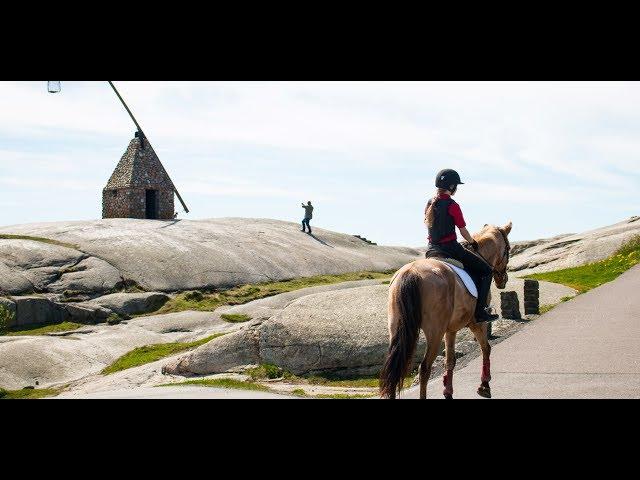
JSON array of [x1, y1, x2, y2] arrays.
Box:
[[426, 240, 494, 314]]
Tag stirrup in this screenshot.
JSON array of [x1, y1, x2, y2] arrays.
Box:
[[475, 307, 500, 323]]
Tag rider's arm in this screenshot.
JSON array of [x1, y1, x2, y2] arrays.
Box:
[[450, 202, 478, 248], [458, 226, 475, 244]]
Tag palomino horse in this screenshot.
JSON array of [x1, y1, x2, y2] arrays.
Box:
[[380, 222, 512, 399]]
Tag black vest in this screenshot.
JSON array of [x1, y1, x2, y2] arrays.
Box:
[[427, 198, 455, 244]]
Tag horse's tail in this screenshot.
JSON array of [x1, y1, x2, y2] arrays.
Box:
[[380, 268, 423, 399]]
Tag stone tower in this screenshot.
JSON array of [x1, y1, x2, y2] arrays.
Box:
[[102, 133, 176, 220]]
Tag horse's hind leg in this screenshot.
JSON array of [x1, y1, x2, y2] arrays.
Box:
[[419, 331, 444, 399], [468, 322, 492, 398], [443, 331, 457, 399]]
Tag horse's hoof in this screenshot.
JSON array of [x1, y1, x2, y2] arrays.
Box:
[[477, 385, 492, 399], [444, 394, 453, 399]]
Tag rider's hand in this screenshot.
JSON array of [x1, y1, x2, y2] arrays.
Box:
[[471, 240, 479, 252]]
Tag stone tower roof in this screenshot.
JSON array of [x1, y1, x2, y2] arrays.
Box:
[[104, 136, 176, 191]]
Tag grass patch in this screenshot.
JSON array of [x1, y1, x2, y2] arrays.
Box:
[[110, 279, 145, 294], [525, 236, 640, 293], [101, 333, 225, 375], [156, 270, 394, 315], [3, 321, 84, 336], [106, 313, 123, 325], [0, 234, 78, 250], [301, 373, 414, 389], [0, 387, 61, 399], [245, 364, 287, 380], [160, 378, 270, 392], [220, 313, 252, 323], [539, 304, 556, 315], [539, 295, 574, 315]]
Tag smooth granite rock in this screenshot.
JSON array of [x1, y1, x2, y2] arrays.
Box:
[[0, 218, 421, 295], [509, 216, 640, 276], [81, 292, 170, 317], [163, 285, 428, 377]]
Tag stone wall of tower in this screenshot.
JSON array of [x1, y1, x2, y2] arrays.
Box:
[[103, 188, 137, 218], [102, 187, 175, 219], [157, 189, 175, 219]]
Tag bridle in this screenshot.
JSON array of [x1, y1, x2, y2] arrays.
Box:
[[494, 228, 510, 274]]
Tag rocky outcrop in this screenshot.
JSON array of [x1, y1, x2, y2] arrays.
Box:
[[62, 303, 112, 324], [81, 292, 170, 318], [11, 296, 69, 328], [163, 285, 428, 378], [0, 311, 235, 390], [0, 218, 421, 295], [47, 257, 121, 294], [508, 216, 640, 276], [509, 234, 572, 256], [1, 292, 171, 328]]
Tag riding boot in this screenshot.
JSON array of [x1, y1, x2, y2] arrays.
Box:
[[475, 274, 499, 322]]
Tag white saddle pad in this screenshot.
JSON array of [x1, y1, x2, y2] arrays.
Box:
[[446, 263, 478, 298]]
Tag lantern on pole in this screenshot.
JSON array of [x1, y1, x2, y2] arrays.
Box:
[[47, 81, 61, 93]]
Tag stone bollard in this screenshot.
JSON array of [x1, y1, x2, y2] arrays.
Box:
[[500, 291, 521, 319], [523, 279, 540, 315]]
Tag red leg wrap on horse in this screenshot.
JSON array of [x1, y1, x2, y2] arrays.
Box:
[[443, 369, 454, 396], [482, 359, 491, 383]]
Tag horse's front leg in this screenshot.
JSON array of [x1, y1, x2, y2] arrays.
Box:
[[469, 322, 492, 398], [443, 331, 457, 399]]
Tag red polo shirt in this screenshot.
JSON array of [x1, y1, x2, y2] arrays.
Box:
[[426, 193, 466, 244]]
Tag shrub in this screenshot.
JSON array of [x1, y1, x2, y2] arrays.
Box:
[[184, 290, 204, 302], [0, 304, 15, 333]]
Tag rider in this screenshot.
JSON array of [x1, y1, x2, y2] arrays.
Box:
[[424, 169, 499, 322]]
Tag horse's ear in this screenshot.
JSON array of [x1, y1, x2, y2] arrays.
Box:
[[502, 221, 512, 235]]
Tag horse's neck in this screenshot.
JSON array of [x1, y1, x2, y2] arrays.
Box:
[[478, 239, 500, 269]]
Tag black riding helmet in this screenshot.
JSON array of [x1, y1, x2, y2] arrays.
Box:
[[435, 169, 464, 190]]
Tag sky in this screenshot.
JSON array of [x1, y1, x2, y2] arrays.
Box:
[[0, 81, 638, 246]]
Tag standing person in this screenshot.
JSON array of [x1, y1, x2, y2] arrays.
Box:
[[424, 169, 499, 322], [301, 201, 313, 233]]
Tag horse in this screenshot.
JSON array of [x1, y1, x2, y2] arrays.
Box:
[[379, 221, 512, 399]]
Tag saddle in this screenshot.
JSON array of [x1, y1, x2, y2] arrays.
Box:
[[425, 245, 462, 267], [424, 247, 477, 298], [437, 257, 464, 269]]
